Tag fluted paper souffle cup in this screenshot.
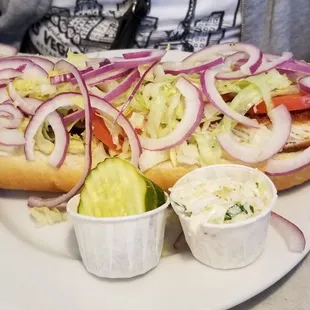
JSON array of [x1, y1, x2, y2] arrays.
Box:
[[170, 164, 278, 270], [67, 193, 170, 278]]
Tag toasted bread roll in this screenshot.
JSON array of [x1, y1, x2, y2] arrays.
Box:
[[0, 147, 308, 193]]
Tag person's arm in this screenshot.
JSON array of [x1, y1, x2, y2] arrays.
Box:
[[243, 0, 310, 62], [0, 0, 52, 50]]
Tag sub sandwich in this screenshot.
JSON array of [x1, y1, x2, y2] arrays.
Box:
[[1, 43, 310, 208]]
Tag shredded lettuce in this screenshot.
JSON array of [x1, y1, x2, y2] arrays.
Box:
[[194, 132, 224, 165], [215, 78, 249, 94], [215, 69, 293, 133], [68, 95, 85, 109], [34, 124, 54, 155], [176, 142, 200, 165], [68, 135, 85, 154], [132, 79, 184, 139], [116, 138, 131, 160], [271, 84, 299, 97], [12, 78, 57, 100], [97, 80, 119, 93], [246, 69, 292, 113], [219, 84, 262, 132], [139, 150, 169, 172], [167, 142, 200, 167], [66, 50, 87, 69], [12, 77, 78, 101], [18, 117, 30, 133], [144, 84, 168, 138], [128, 112, 144, 129], [247, 75, 273, 112], [30, 207, 67, 226], [138, 64, 155, 82]]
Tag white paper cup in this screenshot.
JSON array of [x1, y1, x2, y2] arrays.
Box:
[[170, 164, 278, 270], [67, 194, 170, 278]]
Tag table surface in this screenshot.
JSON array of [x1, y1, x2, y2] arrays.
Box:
[[230, 252, 310, 310]]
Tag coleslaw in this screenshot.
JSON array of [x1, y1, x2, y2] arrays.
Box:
[[170, 174, 272, 224]]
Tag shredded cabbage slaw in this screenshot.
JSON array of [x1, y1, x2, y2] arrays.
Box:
[[170, 176, 272, 224]]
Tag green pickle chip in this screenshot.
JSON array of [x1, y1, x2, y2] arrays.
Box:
[[78, 158, 166, 217]]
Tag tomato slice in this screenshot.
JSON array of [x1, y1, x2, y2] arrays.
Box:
[[135, 128, 142, 135], [92, 111, 118, 150], [221, 93, 235, 102], [249, 93, 310, 115], [91, 111, 142, 150]]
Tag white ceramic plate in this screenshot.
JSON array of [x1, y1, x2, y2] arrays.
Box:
[[0, 50, 309, 310]]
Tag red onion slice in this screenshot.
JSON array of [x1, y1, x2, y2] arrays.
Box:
[[63, 109, 84, 124], [73, 64, 130, 86], [47, 111, 69, 168], [110, 50, 166, 69], [72, 63, 116, 85], [276, 59, 310, 74], [298, 76, 310, 94], [217, 105, 291, 163], [216, 52, 293, 80], [255, 105, 291, 160], [18, 97, 42, 115], [8, 83, 36, 113], [0, 111, 11, 117], [88, 68, 131, 86], [20, 95, 71, 167], [87, 85, 106, 98], [201, 69, 259, 128], [61, 94, 142, 164], [0, 43, 18, 56], [183, 43, 262, 75], [24, 93, 79, 161], [0, 79, 12, 88], [270, 211, 306, 253], [224, 52, 247, 68], [104, 69, 140, 102], [217, 132, 258, 162], [163, 57, 223, 75], [13, 92, 66, 167], [123, 50, 152, 59], [50, 67, 93, 85], [259, 52, 293, 70], [9, 84, 45, 116], [0, 128, 25, 146], [0, 66, 25, 80], [50, 72, 75, 85], [27, 60, 92, 208], [262, 52, 293, 69], [86, 58, 110, 69], [0, 87, 11, 103], [16, 55, 54, 73], [0, 102, 23, 128], [265, 145, 310, 176], [0, 57, 47, 78], [263, 53, 280, 62], [139, 77, 204, 151], [117, 62, 158, 117]]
